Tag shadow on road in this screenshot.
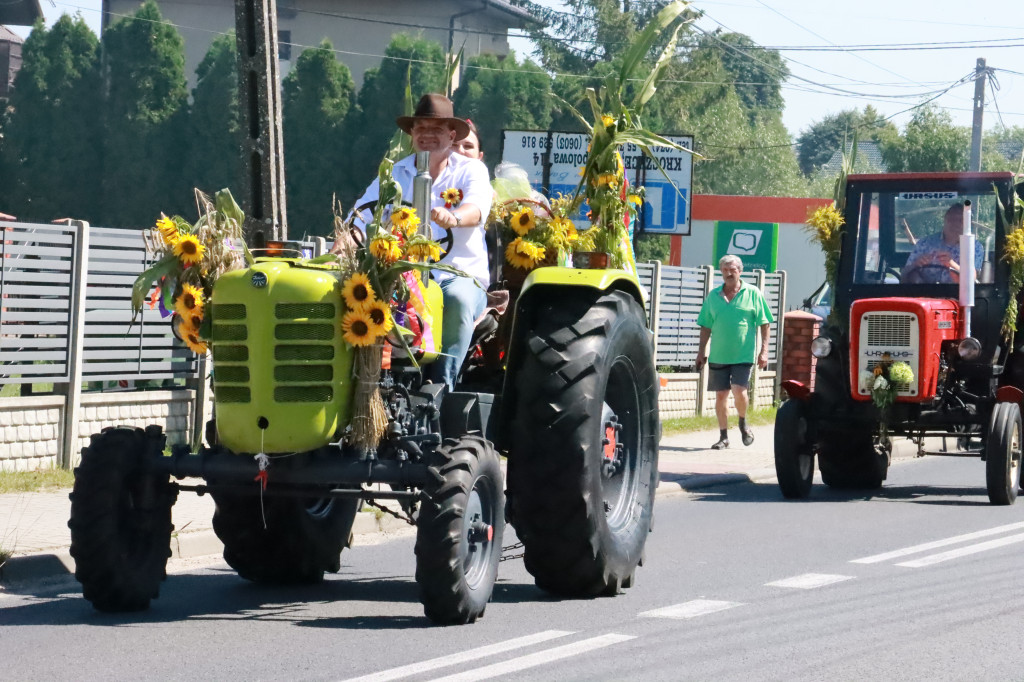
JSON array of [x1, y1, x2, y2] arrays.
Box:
[[677, 477, 995, 507]]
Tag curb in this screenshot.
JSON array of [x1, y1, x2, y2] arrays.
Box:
[[0, 470, 764, 589]]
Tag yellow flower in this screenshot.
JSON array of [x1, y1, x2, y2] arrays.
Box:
[[627, 194, 642, 207], [173, 234, 205, 266], [342, 309, 378, 347], [505, 237, 546, 270], [440, 188, 463, 208], [595, 172, 619, 189], [1004, 226, 1024, 264], [510, 207, 536, 236], [370, 236, 403, 264], [405, 239, 444, 262], [615, 152, 624, 177], [364, 300, 394, 336], [390, 207, 421, 238], [174, 283, 205, 314], [602, 115, 615, 130], [155, 214, 179, 245], [342, 272, 377, 310], [180, 324, 208, 355]]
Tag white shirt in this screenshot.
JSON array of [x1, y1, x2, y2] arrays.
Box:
[[352, 152, 493, 287]]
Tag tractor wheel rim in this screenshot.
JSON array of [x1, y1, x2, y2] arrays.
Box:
[[603, 357, 641, 531], [462, 478, 495, 588]]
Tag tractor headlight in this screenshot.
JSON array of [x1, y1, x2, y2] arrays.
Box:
[[957, 337, 982, 361], [810, 336, 833, 358]]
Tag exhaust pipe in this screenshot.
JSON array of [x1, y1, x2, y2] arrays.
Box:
[[960, 200, 974, 338], [413, 151, 431, 238]]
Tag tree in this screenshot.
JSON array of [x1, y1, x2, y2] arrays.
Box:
[[452, 52, 554, 169], [796, 106, 895, 175], [697, 31, 788, 114], [0, 16, 102, 222], [342, 34, 445, 205], [878, 104, 969, 173], [101, 0, 190, 227], [981, 125, 1024, 173], [189, 32, 243, 202], [282, 39, 355, 236]]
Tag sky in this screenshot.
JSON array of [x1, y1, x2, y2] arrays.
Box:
[[12, 0, 1024, 139]]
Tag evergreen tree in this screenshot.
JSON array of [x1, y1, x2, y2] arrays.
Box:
[[452, 52, 553, 169], [281, 39, 355, 236], [101, 0, 190, 227], [1, 16, 102, 222], [189, 32, 243, 201]]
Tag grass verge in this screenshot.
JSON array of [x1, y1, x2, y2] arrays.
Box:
[[0, 468, 76, 495], [662, 405, 777, 436]]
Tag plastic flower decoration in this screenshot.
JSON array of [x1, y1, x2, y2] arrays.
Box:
[[441, 187, 463, 208], [342, 272, 377, 310], [342, 309, 377, 347]]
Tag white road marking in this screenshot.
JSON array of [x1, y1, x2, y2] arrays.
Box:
[[895, 533, 1024, 568], [765, 573, 854, 589], [850, 521, 1024, 564], [339, 630, 574, 682], [425, 633, 636, 682], [638, 599, 743, 619]]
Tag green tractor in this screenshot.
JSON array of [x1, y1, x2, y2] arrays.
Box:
[[68, 204, 660, 625]]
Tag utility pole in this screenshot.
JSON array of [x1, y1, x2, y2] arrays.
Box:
[[234, 0, 288, 243], [969, 57, 988, 172]]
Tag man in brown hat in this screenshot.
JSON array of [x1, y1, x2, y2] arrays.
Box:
[[352, 93, 493, 390]]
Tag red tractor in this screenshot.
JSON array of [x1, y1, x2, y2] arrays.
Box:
[[775, 172, 1024, 504]]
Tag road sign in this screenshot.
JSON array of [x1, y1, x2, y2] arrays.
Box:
[[500, 130, 694, 235], [713, 221, 778, 272]]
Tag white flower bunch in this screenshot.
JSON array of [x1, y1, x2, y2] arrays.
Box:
[[888, 361, 914, 386], [873, 375, 890, 391]]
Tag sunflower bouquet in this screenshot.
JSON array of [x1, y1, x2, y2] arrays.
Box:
[[1000, 190, 1024, 343], [859, 355, 914, 441], [131, 189, 247, 355]]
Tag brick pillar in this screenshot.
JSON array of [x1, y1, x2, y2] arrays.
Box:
[[782, 310, 821, 392]]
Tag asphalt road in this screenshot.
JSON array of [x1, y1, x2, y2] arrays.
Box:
[[4, 455, 1024, 681]]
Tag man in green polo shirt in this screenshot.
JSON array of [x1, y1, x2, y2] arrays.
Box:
[[696, 255, 774, 450]]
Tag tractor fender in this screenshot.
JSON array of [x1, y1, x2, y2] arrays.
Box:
[[494, 268, 649, 450]]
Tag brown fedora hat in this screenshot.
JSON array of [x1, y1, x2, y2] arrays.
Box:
[[396, 93, 470, 141]]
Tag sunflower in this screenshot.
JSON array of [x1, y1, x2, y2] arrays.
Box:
[[510, 206, 536, 236], [364, 300, 394, 336], [173, 234, 205, 266], [342, 272, 376, 310], [390, 207, 421, 238], [370, 236, 403, 264], [155, 214, 179, 245], [627, 194, 643, 207], [505, 237, 546, 270], [342, 309, 378, 347], [181, 324, 209, 354], [440, 188, 463, 208], [175, 283, 205, 312], [595, 172, 619, 189], [405, 239, 444, 262]]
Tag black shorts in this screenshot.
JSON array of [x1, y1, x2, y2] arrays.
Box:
[[707, 363, 753, 392]]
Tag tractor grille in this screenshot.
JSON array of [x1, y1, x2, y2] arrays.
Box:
[[212, 303, 250, 404], [865, 313, 913, 346], [272, 303, 336, 403]]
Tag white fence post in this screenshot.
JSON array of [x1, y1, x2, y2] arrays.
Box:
[[60, 221, 90, 469], [696, 264, 714, 416], [648, 259, 662, 355]]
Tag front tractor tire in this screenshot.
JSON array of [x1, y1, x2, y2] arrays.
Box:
[[817, 430, 886, 490], [508, 289, 659, 597], [774, 400, 814, 498], [415, 435, 504, 625], [211, 491, 359, 584], [985, 402, 1022, 506], [69, 426, 178, 612]]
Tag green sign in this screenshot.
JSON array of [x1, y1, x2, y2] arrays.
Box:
[[713, 221, 778, 272]]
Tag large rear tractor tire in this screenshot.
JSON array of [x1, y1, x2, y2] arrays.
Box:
[[774, 400, 814, 499], [817, 431, 886, 490], [415, 435, 504, 625], [985, 402, 1022, 506], [508, 289, 659, 597], [211, 490, 359, 584], [69, 426, 177, 612]]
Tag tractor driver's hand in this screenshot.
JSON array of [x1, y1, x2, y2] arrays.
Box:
[[431, 206, 458, 229]]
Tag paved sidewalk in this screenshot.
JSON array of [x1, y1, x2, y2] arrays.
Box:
[[0, 423, 916, 587]]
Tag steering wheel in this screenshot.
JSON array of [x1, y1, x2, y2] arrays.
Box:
[[883, 266, 902, 283], [903, 263, 953, 284], [352, 200, 456, 258]]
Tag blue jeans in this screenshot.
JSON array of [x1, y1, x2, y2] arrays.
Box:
[[428, 276, 486, 390]]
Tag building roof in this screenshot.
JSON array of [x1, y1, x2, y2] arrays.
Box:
[[473, 0, 537, 25], [821, 140, 886, 174], [0, 24, 25, 43], [0, 0, 42, 26]]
